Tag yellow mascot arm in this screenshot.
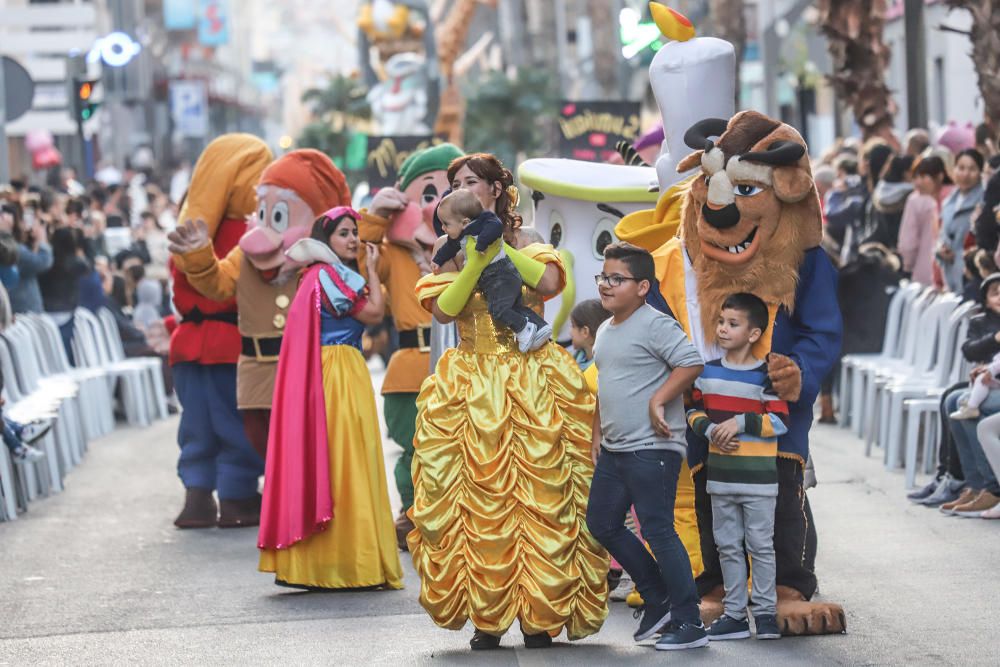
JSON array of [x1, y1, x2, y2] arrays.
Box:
[[175, 245, 243, 302], [358, 209, 390, 244]]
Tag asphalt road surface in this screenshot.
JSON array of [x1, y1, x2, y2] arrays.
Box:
[[2, 370, 998, 665]]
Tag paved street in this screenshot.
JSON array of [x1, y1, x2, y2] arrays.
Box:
[[2, 372, 999, 665]]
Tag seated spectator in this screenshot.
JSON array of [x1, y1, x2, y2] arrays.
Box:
[[133, 278, 170, 356], [136, 211, 169, 281], [937, 275, 1000, 516], [111, 249, 146, 314], [5, 199, 52, 314], [974, 156, 1000, 254], [823, 156, 866, 258], [39, 227, 90, 362], [898, 156, 949, 287], [868, 155, 914, 248], [936, 149, 984, 294], [904, 128, 931, 158], [0, 364, 51, 463]]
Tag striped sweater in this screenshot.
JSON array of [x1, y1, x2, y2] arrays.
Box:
[[686, 358, 789, 496]]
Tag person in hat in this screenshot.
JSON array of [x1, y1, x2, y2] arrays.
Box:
[[257, 206, 403, 589], [169, 149, 352, 524], [165, 134, 272, 530], [358, 142, 464, 548]]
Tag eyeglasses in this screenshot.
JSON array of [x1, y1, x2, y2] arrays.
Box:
[[594, 273, 639, 287]]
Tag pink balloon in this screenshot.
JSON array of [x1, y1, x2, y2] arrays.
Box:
[[32, 146, 62, 170], [25, 129, 55, 153]]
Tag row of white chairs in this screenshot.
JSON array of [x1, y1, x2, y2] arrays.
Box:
[[0, 308, 169, 521], [839, 282, 975, 488]]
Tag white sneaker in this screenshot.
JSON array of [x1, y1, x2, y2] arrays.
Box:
[[20, 421, 52, 446], [609, 573, 633, 601], [515, 321, 537, 353], [15, 445, 46, 462], [949, 405, 981, 420], [529, 324, 552, 350]]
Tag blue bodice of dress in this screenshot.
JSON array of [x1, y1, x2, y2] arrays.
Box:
[[320, 308, 365, 350]]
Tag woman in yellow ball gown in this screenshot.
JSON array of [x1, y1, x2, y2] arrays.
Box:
[[407, 154, 608, 650], [258, 207, 403, 591]]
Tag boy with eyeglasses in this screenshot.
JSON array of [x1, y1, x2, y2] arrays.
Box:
[[585, 242, 708, 651]]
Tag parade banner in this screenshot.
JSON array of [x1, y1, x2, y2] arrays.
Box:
[[557, 101, 642, 162], [170, 80, 209, 138], [163, 0, 197, 30], [366, 135, 443, 191], [198, 0, 229, 46]]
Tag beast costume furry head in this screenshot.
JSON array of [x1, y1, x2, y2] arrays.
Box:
[[676, 110, 821, 339]]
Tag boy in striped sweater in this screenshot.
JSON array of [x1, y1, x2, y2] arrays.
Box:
[[686, 293, 789, 641]]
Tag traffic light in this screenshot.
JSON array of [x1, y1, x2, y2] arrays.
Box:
[[73, 78, 100, 122]]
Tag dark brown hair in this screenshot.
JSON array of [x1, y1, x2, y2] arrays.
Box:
[[603, 242, 655, 285], [310, 212, 356, 244], [447, 153, 521, 243], [912, 155, 952, 185], [570, 299, 611, 336], [721, 292, 769, 333]]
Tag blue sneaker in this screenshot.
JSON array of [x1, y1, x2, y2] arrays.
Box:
[[706, 614, 750, 641], [907, 477, 941, 501], [654, 621, 709, 650], [754, 614, 782, 640], [632, 601, 672, 642]]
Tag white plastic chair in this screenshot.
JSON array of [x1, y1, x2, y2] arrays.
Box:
[[901, 311, 976, 488], [841, 282, 924, 436], [0, 335, 59, 499], [838, 281, 914, 429], [96, 308, 169, 422], [2, 323, 81, 474], [876, 297, 966, 469], [859, 288, 940, 449], [27, 313, 113, 440], [72, 308, 150, 426]]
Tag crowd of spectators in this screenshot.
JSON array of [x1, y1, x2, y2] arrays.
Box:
[[0, 163, 189, 409], [815, 121, 1000, 518]]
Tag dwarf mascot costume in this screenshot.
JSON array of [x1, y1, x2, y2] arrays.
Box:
[[359, 142, 464, 547], [170, 134, 272, 529], [172, 149, 352, 461]]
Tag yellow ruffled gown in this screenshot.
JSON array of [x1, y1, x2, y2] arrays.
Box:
[[259, 316, 403, 590], [407, 247, 608, 640]]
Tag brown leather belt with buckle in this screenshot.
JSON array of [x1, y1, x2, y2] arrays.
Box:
[[241, 335, 283, 362], [398, 326, 432, 353]]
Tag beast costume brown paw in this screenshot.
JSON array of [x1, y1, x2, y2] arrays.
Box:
[[630, 110, 844, 636]]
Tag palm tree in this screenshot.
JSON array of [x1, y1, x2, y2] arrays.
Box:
[[462, 67, 557, 168], [817, 0, 898, 141], [943, 0, 1000, 131], [300, 74, 371, 131], [297, 74, 371, 181]]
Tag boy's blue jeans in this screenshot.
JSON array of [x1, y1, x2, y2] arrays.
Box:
[[586, 447, 700, 624]]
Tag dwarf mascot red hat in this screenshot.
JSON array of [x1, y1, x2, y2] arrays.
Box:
[[258, 148, 351, 214]]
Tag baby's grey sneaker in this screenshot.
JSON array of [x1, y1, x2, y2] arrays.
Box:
[[529, 324, 553, 350]]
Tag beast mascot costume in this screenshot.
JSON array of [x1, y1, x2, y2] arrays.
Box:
[[611, 3, 845, 635], [657, 111, 845, 634], [358, 142, 464, 548], [169, 150, 351, 462], [170, 134, 272, 529]]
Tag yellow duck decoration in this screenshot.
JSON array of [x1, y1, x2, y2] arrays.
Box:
[[358, 0, 417, 42]]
